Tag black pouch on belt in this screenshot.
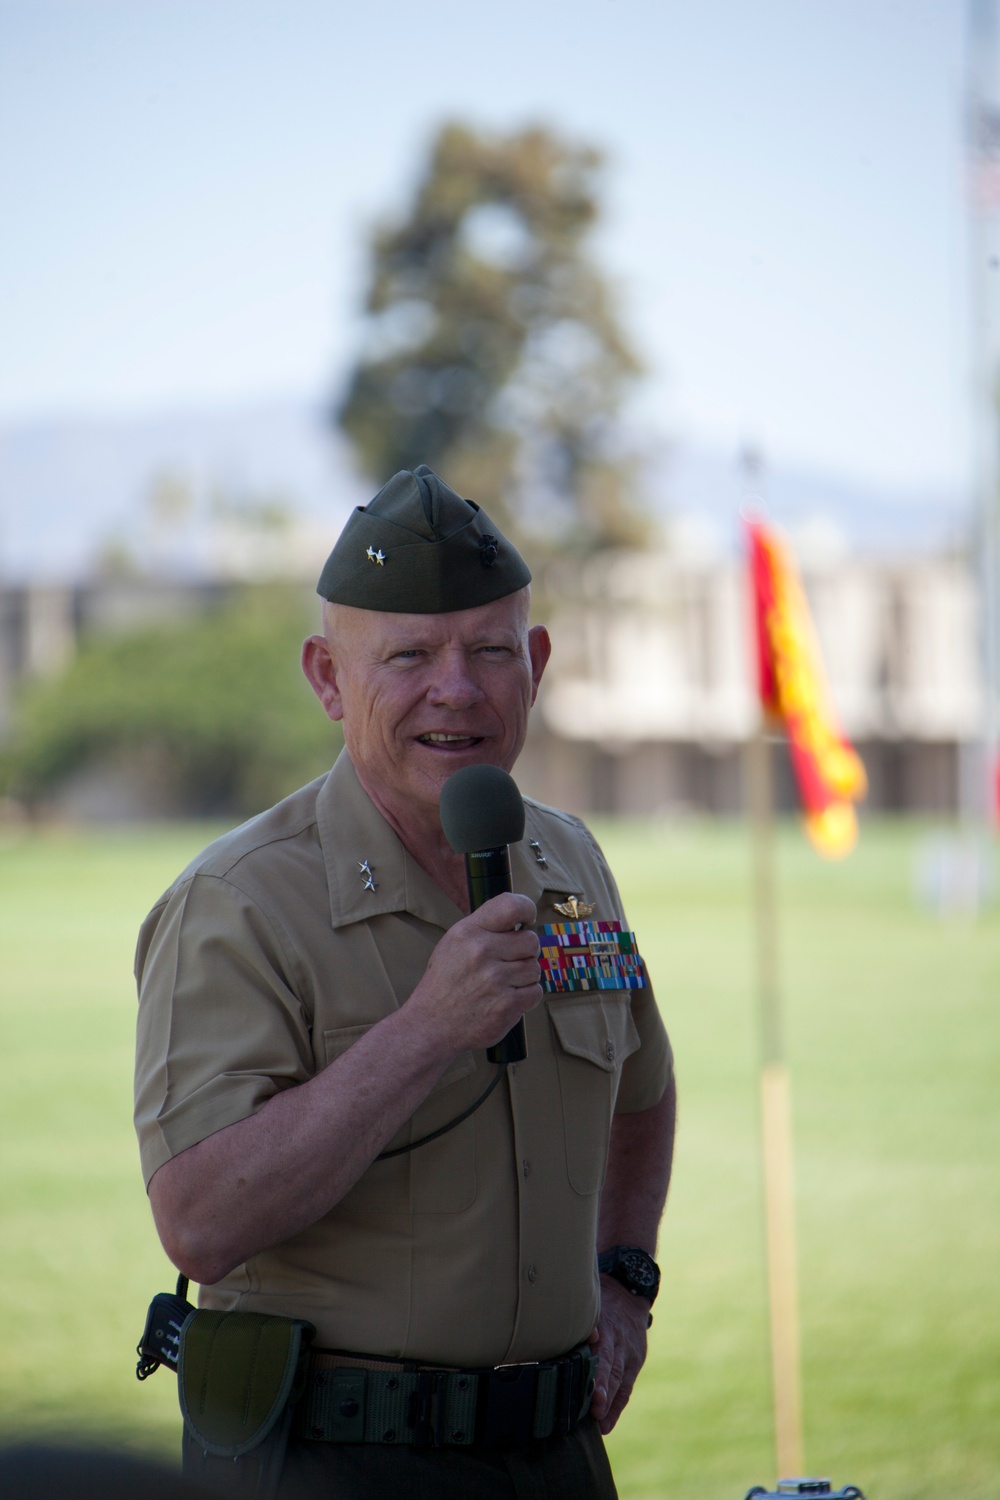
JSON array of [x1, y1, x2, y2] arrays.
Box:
[[178, 1310, 315, 1500]]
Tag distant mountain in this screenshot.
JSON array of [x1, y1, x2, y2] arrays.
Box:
[[0, 398, 368, 583], [649, 440, 971, 561], [0, 398, 969, 582]]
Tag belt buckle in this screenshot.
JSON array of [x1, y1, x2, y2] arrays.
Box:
[[480, 1362, 540, 1448], [407, 1370, 446, 1447]]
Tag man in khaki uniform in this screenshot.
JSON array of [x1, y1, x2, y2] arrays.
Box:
[[135, 466, 676, 1499]]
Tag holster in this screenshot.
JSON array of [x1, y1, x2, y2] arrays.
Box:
[[178, 1309, 315, 1500]]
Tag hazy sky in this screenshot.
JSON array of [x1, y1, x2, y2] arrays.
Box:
[[0, 0, 971, 493]]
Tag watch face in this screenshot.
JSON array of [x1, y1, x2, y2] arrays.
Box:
[[621, 1249, 658, 1292]]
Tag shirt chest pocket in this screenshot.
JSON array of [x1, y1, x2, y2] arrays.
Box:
[[547, 998, 641, 1196], [322, 1027, 479, 1214]]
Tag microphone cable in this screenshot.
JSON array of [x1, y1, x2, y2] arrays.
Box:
[[375, 1064, 507, 1159]]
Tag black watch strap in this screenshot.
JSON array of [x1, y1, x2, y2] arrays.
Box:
[[598, 1244, 660, 1306]]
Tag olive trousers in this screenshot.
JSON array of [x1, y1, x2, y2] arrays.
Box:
[[274, 1419, 618, 1500]]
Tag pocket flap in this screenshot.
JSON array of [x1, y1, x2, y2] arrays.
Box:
[[548, 998, 641, 1073], [179, 1310, 314, 1457]]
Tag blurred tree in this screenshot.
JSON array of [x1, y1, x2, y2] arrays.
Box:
[[146, 469, 197, 570], [336, 121, 647, 551], [1, 587, 340, 818]]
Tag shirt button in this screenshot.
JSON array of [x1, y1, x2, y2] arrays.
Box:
[[527, 1264, 538, 1284], [605, 1040, 616, 1062], [522, 1159, 531, 1178]]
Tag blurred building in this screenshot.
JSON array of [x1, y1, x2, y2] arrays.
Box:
[[0, 546, 982, 820], [518, 547, 980, 818]]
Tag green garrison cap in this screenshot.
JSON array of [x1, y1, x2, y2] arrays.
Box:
[[316, 465, 531, 613]]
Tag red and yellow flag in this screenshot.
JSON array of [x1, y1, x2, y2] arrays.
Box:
[[746, 516, 867, 858]]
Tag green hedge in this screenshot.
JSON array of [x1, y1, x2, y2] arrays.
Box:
[[2, 586, 341, 817]]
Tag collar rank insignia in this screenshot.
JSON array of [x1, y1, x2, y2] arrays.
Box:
[[357, 859, 377, 892], [538, 919, 647, 994], [553, 895, 595, 919]]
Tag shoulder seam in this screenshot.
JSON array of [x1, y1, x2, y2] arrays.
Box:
[[177, 787, 324, 883], [207, 814, 320, 880], [522, 795, 586, 833]]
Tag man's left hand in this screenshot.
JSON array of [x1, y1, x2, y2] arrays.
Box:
[[587, 1275, 651, 1434]]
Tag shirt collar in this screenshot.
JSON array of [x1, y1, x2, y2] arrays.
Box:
[[316, 752, 591, 932], [316, 751, 461, 932]]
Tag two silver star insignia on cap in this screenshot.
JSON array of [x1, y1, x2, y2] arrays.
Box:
[[366, 547, 386, 566]]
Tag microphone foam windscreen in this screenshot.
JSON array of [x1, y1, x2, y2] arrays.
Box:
[[439, 765, 525, 854]]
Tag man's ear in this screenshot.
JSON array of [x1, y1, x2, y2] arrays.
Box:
[[527, 625, 552, 705], [301, 635, 345, 722]]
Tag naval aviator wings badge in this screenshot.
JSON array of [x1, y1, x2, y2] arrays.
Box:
[[552, 895, 595, 919], [538, 918, 647, 994]]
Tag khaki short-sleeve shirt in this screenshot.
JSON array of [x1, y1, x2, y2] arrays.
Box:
[[134, 752, 672, 1367]]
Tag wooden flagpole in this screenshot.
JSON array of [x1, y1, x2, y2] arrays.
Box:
[[747, 714, 804, 1479], [742, 450, 804, 1478]]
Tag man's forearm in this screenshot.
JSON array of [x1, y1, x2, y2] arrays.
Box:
[[147, 1002, 458, 1285], [147, 891, 542, 1286], [598, 1072, 676, 1253], [588, 1074, 676, 1434]]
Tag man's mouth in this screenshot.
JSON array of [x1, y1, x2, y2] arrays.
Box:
[[417, 732, 483, 748]]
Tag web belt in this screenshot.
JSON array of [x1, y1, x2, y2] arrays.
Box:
[[297, 1344, 598, 1449]]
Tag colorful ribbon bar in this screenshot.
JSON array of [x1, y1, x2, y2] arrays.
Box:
[[537, 920, 647, 994]]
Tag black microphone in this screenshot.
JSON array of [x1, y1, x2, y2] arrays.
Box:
[[439, 764, 529, 1065]]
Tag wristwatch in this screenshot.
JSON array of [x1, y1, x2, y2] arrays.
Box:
[[598, 1245, 660, 1306]]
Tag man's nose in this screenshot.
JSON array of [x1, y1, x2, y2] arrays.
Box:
[[427, 652, 484, 708]]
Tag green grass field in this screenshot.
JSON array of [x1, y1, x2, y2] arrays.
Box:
[[1, 816, 997, 1499]]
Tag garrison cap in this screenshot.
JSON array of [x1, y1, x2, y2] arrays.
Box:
[[316, 465, 531, 613]]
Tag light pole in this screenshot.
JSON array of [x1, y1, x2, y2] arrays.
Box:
[[967, 0, 1000, 833]]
